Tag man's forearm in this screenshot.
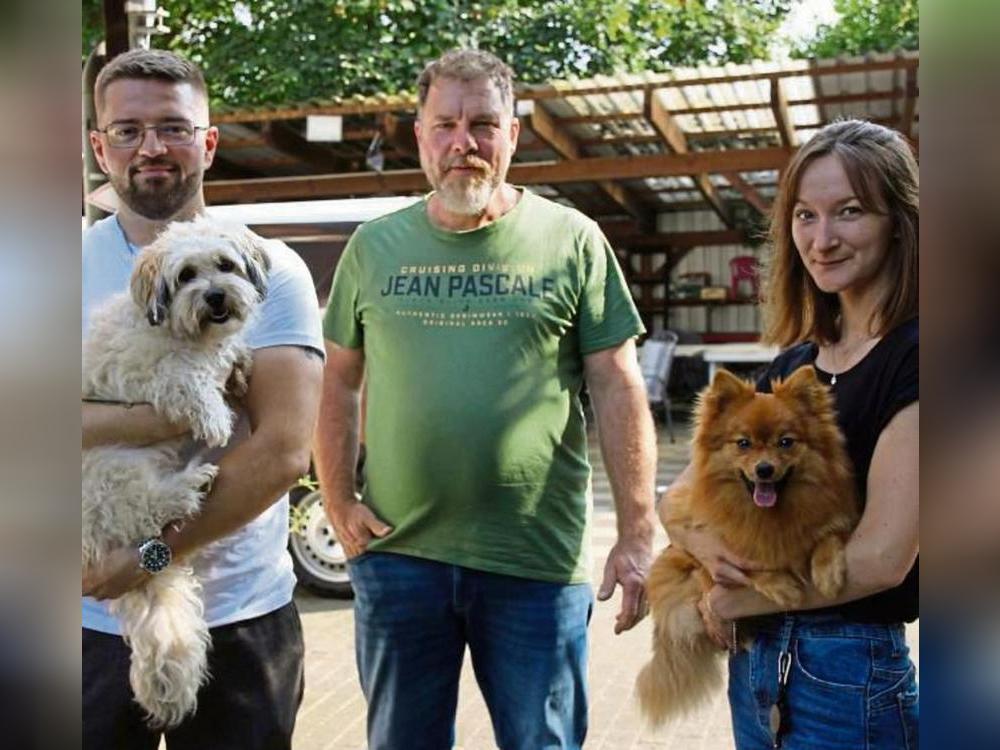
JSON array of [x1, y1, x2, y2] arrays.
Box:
[[163, 428, 310, 560], [593, 380, 657, 541], [164, 345, 322, 561], [82, 401, 187, 449], [313, 382, 362, 510]]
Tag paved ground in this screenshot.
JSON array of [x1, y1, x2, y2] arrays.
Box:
[[291, 422, 918, 750]]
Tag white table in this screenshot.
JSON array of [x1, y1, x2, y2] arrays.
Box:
[[674, 343, 779, 381]]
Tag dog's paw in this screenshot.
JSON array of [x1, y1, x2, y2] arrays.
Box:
[[160, 463, 218, 519], [193, 408, 234, 448], [811, 536, 848, 597], [188, 463, 219, 496], [751, 572, 804, 609], [225, 350, 253, 401]]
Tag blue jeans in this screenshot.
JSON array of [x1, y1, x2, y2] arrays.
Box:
[[728, 613, 919, 750], [348, 552, 593, 750]]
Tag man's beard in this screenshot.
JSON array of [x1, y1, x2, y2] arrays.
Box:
[[111, 161, 202, 220], [430, 156, 501, 216]]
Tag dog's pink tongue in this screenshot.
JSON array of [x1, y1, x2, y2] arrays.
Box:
[[753, 482, 777, 507]]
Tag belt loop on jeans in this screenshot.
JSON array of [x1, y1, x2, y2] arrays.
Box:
[[778, 613, 795, 654], [888, 623, 905, 657]]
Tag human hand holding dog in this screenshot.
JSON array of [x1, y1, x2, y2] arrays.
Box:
[[82, 401, 191, 450], [597, 535, 652, 634], [82, 545, 148, 600], [676, 523, 763, 587], [697, 587, 736, 650], [324, 499, 392, 559]]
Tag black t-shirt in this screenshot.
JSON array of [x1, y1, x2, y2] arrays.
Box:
[[756, 317, 918, 624]]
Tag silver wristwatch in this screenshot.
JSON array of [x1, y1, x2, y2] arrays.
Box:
[[137, 537, 172, 574]]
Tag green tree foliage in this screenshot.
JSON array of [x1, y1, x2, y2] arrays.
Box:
[[793, 0, 918, 58], [83, 0, 105, 59], [82, 0, 793, 110]]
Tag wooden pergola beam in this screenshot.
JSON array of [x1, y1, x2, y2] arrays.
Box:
[[562, 90, 909, 124], [220, 127, 378, 150], [898, 65, 918, 138], [723, 172, 771, 216], [262, 121, 352, 173], [204, 146, 792, 203], [645, 90, 730, 225], [577, 115, 911, 147], [608, 229, 744, 249], [519, 100, 580, 160], [694, 173, 729, 223], [207, 154, 270, 180], [102, 0, 129, 58], [519, 100, 649, 220], [383, 113, 419, 158], [209, 57, 918, 125], [644, 93, 688, 154], [522, 57, 919, 101], [770, 79, 797, 149]]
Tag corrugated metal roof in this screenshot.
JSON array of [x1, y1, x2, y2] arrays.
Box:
[[200, 50, 917, 336]]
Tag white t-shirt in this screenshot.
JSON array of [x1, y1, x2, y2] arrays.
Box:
[[82, 214, 324, 634]]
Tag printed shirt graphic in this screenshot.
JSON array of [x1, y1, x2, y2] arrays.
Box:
[[323, 189, 644, 583]]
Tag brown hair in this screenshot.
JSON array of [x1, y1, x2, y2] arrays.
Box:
[[94, 48, 208, 117], [417, 49, 515, 114], [762, 119, 918, 347]]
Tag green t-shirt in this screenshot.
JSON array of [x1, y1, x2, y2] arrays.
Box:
[[323, 188, 644, 583]]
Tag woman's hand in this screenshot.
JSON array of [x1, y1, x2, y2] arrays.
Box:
[[698, 587, 737, 650], [658, 469, 763, 586], [675, 523, 761, 586]]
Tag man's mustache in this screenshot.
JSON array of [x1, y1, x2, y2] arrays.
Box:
[[445, 156, 491, 172], [129, 159, 179, 175]]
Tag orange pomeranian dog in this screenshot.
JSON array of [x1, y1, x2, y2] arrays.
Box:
[[636, 365, 860, 725]]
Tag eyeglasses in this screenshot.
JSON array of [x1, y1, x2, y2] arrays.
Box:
[[95, 121, 209, 148]]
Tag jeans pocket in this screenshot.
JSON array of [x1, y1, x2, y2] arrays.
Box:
[[870, 663, 915, 709], [867, 674, 918, 750], [793, 637, 869, 691]]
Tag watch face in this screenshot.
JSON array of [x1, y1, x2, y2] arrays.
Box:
[[139, 539, 171, 573]]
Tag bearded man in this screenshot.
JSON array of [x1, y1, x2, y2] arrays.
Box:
[[81, 49, 323, 749], [313, 48, 657, 750]]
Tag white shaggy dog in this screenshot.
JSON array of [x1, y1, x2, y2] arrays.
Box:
[[82, 215, 270, 727]]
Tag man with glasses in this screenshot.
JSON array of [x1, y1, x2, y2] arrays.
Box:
[[82, 49, 324, 749]]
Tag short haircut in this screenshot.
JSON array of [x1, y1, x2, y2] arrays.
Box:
[[416, 49, 515, 114], [762, 119, 919, 347], [94, 48, 208, 118]]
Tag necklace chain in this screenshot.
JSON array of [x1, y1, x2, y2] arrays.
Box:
[[829, 334, 875, 387]]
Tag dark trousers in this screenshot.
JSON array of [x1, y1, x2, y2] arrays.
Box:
[[83, 601, 304, 750]]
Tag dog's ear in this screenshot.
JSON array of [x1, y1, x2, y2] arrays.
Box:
[[235, 229, 271, 300], [774, 365, 832, 415], [699, 369, 754, 419], [130, 249, 171, 326]]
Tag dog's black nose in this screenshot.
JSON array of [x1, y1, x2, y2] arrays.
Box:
[[755, 462, 775, 479], [205, 290, 226, 309]]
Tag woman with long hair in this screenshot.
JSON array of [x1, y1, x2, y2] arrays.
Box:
[[660, 119, 919, 749]]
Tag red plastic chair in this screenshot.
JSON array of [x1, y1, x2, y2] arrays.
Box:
[[729, 255, 760, 300]]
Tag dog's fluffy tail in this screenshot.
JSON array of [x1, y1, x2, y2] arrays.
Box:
[[110, 566, 210, 728], [636, 624, 723, 725], [636, 547, 724, 725]]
